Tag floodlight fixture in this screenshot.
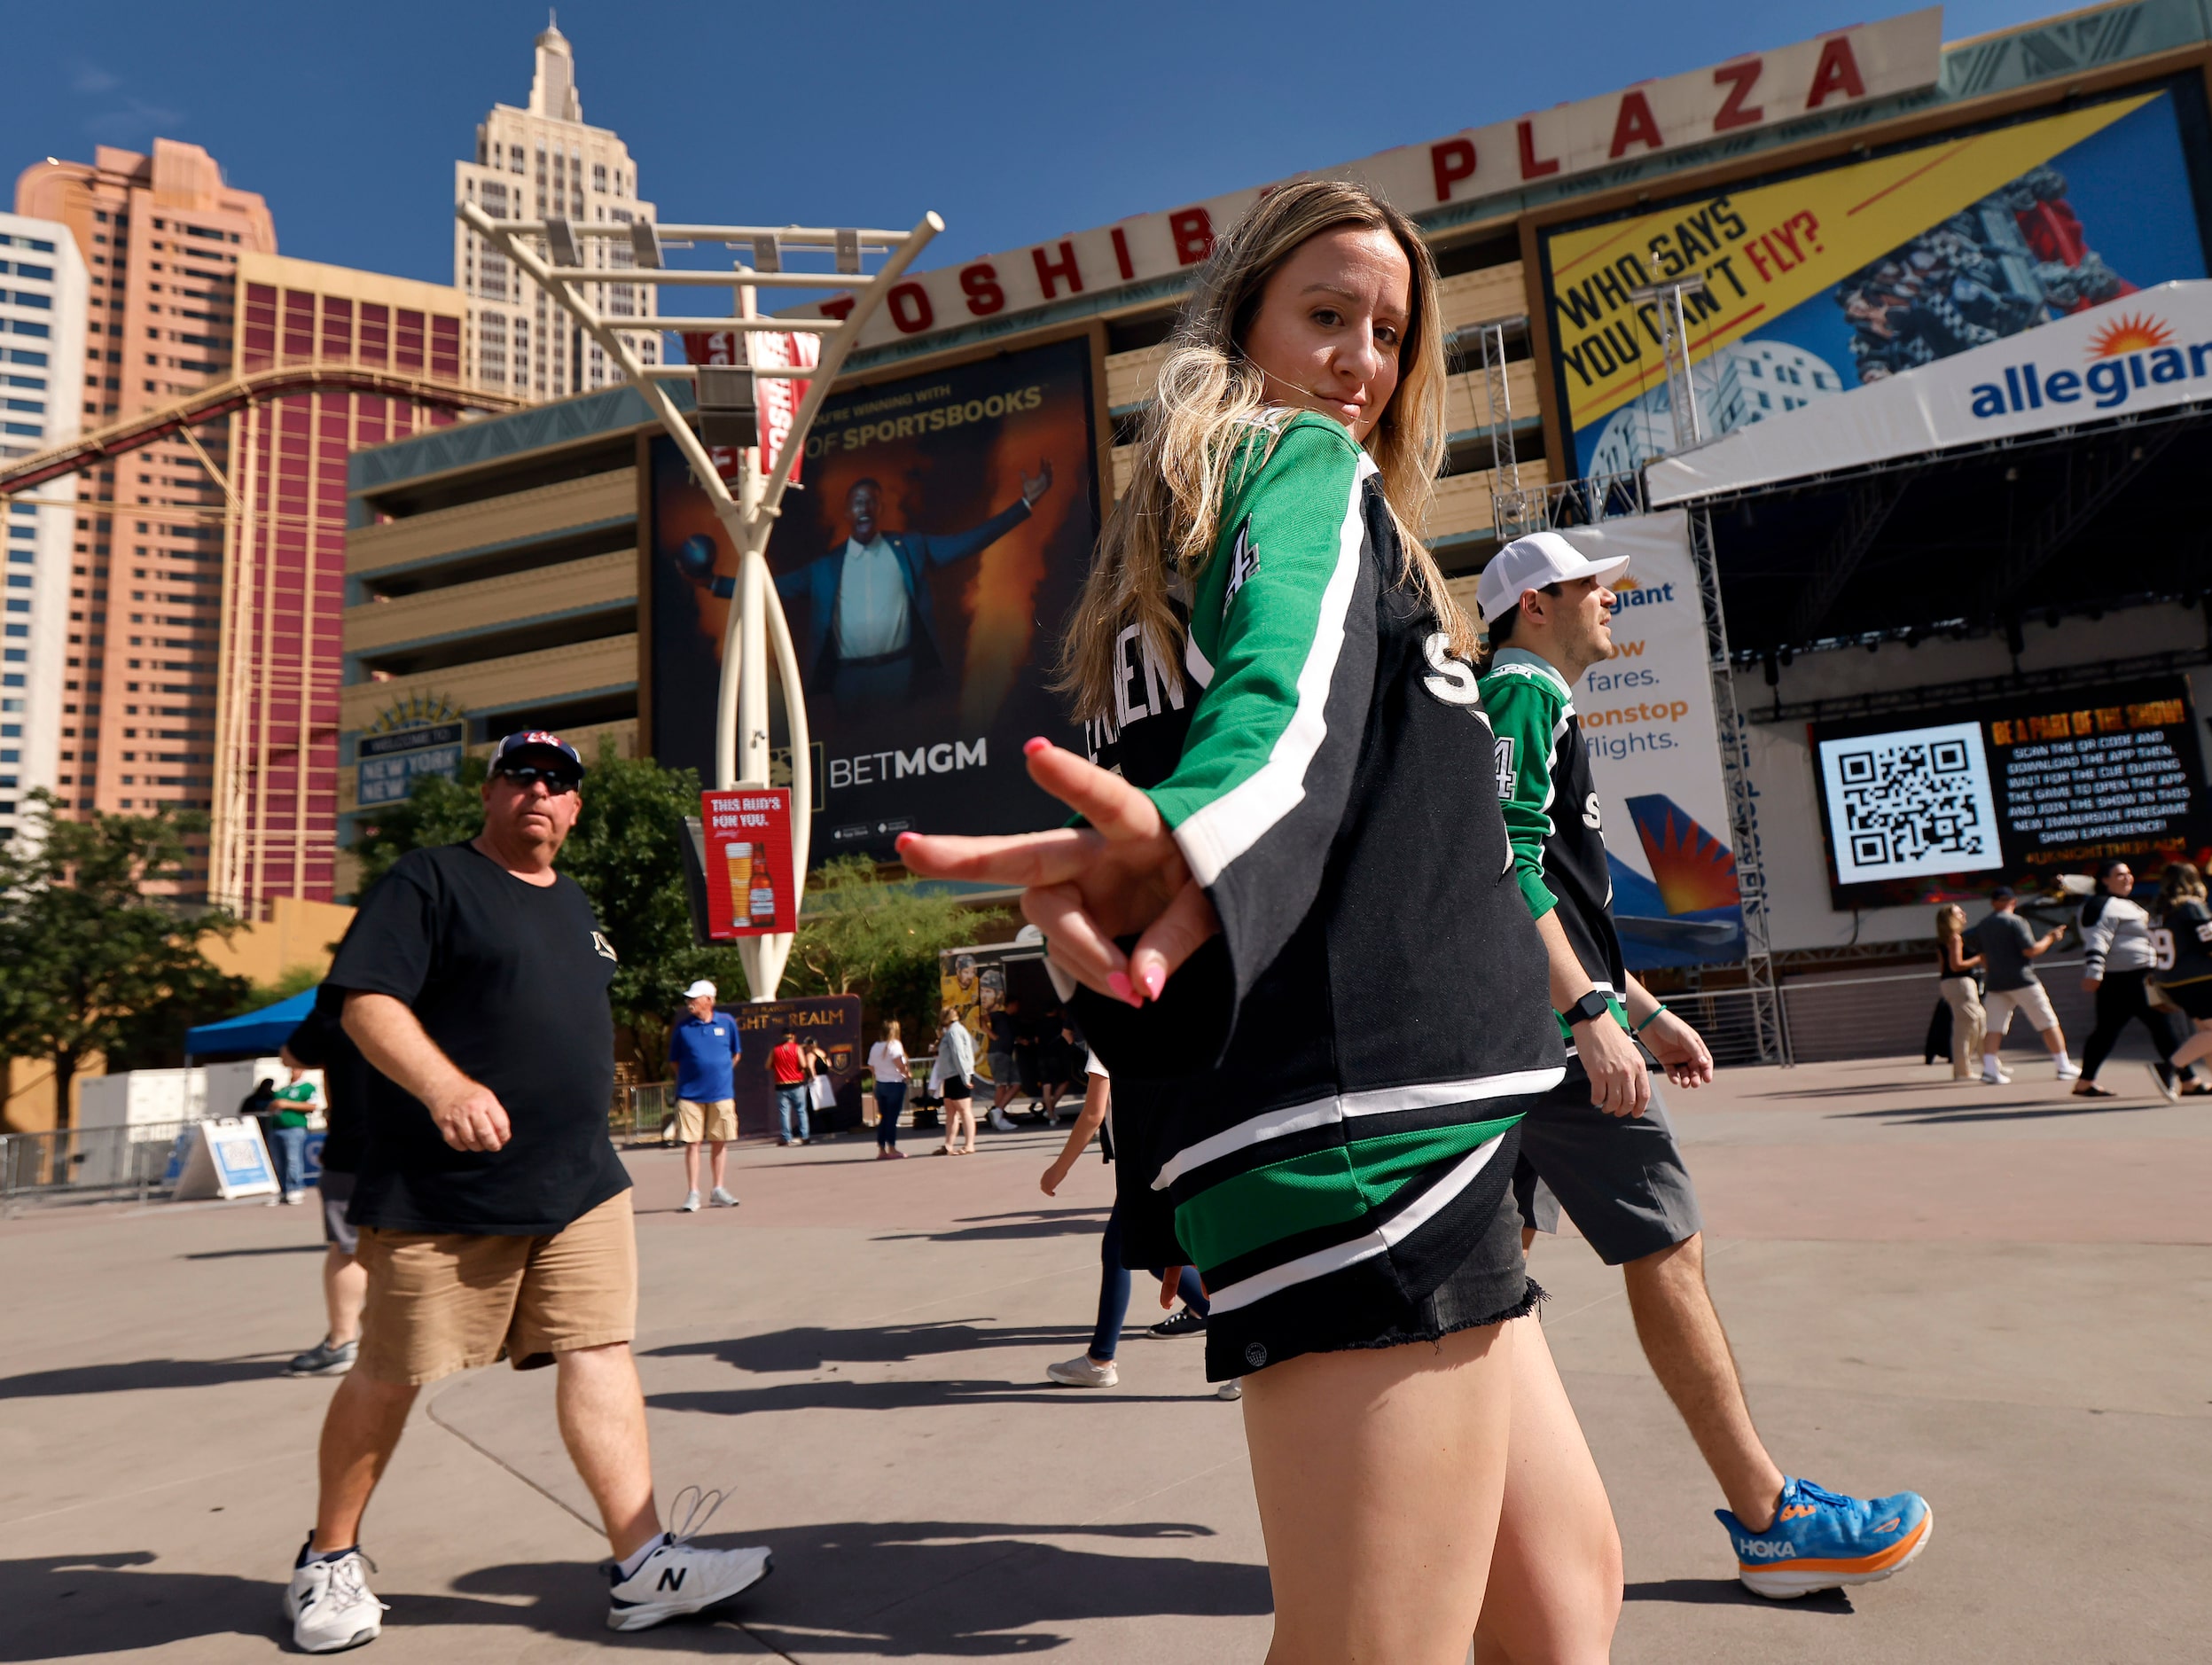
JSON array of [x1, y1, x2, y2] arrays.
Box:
[[459, 195, 943, 1003]]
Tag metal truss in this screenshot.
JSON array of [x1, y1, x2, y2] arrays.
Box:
[[461, 202, 941, 999], [1979, 425, 2183, 616], [1686, 506, 1790, 1065], [1786, 472, 1911, 645]]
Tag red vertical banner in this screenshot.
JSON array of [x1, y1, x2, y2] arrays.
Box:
[[700, 787, 797, 937], [680, 329, 817, 486]]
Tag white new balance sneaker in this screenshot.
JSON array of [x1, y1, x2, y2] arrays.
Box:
[[1045, 1354, 1118, 1388], [606, 1489, 772, 1632], [708, 1186, 739, 1208], [284, 1544, 386, 1653]]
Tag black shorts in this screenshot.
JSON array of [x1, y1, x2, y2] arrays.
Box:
[[2161, 978, 2212, 1020], [318, 1169, 359, 1256], [939, 1077, 973, 1103], [1201, 1122, 1536, 1383], [1513, 1061, 1703, 1265]]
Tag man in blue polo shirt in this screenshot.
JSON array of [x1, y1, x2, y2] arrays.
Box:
[[669, 980, 742, 1213]]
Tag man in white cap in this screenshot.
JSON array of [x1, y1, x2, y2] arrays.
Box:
[[1476, 533, 1931, 1600], [668, 980, 742, 1212]]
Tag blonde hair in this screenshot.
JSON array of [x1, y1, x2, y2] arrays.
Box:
[[883, 1019, 902, 1040], [1935, 903, 1966, 942], [1059, 178, 1470, 718], [2159, 861, 2206, 914]]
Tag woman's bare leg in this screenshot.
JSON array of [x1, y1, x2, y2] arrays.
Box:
[[2170, 1018, 2212, 1073], [1243, 1321, 1515, 1665], [1471, 1316, 1622, 1665]]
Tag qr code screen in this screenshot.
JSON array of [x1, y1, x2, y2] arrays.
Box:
[[1817, 720, 2005, 885]]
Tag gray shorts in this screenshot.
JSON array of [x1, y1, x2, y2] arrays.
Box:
[[318, 1169, 359, 1256], [987, 1051, 1016, 1084], [1512, 1063, 1703, 1265]]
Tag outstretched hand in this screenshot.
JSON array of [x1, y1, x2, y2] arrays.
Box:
[[898, 739, 1219, 1005]]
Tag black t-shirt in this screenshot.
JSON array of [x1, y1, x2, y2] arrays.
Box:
[[324, 841, 629, 1235], [283, 992, 374, 1175]]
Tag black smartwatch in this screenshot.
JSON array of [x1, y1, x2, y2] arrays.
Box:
[[1561, 989, 1613, 1028]]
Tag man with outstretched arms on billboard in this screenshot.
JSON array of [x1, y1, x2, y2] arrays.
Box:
[[682, 467, 1055, 707], [1476, 531, 1932, 1600]]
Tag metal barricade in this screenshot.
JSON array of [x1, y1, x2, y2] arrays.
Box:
[[606, 1083, 676, 1145], [0, 1121, 194, 1216]]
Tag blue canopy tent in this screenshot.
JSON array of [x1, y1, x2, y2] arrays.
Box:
[[184, 987, 318, 1062]]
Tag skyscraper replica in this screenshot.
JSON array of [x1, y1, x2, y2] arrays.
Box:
[[454, 17, 657, 400]]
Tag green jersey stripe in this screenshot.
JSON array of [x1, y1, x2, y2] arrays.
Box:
[[1199, 1130, 1514, 1317], [1149, 1064, 1567, 1192], [1175, 1114, 1524, 1272]]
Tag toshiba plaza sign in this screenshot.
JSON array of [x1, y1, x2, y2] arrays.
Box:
[[814, 9, 1942, 349]]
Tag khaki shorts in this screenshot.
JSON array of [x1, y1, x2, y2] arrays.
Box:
[[1984, 981, 2059, 1038], [675, 1097, 738, 1144], [355, 1191, 637, 1386]]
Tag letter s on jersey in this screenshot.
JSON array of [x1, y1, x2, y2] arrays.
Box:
[[1582, 793, 1602, 830], [1421, 631, 1481, 706]]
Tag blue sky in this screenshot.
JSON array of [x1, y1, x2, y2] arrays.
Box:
[[5, 1, 2069, 287]]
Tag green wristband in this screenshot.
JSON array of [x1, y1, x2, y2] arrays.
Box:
[[1634, 1004, 1667, 1034]]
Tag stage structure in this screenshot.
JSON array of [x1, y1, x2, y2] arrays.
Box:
[[459, 201, 942, 999]]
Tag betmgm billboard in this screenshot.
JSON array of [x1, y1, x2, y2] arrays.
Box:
[[645, 331, 1108, 864], [1537, 81, 2212, 477]]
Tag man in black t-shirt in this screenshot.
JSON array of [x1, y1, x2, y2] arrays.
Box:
[[281, 732, 771, 1654]]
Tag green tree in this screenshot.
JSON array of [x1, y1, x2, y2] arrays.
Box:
[[785, 856, 1010, 1039], [0, 791, 250, 1127], [351, 754, 489, 891], [240, 962, 325, 1014]]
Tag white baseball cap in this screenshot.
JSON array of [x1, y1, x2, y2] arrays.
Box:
[[684, 980, 717, 999], [1474, 530, 1632, 623]]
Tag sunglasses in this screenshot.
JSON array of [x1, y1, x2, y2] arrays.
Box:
[[496, 763, 581, 793]]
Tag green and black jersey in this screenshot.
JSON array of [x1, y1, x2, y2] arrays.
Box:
[[1478, 647, 1630, 1050], [1076, 411, 1562, 1376]]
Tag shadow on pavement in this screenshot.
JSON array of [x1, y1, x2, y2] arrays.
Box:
[[1824, 1098, 2162, 1124], [650, 1319, 1093, 1372], [0, 1551, 617, 1660], [695, 1517, 1270, 1655], [652, 1377, 1208, 1414], [181, 1242, 324, 1260], [0, 1356, 281, 1399], [874, 1206, 1111, 1245], [1624, 1577, 1853, 1613]]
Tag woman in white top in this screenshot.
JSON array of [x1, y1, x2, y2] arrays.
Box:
[[2076, 859, 2181, 1100], [929, 1007, 978, 1155], [867, 1021, 911, 1161]]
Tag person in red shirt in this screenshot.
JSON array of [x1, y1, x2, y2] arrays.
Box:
[[770, 1032, 810, 1146]]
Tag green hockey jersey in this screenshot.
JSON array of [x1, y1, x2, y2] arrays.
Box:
[[1075, 411, 1563, 1377]]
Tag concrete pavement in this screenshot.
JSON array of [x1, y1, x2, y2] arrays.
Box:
[[2, 1051, 2207, 1661]]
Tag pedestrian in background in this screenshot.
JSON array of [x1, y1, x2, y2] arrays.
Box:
[[868, 1021, 910, 1160], [668, 979, 741, 1211], [268, 1067, 321, 1205], [1935, 903, 1986, 1082], [280, 995, 370, 1379], [770, 1031, 811, 1146], [2076, 859, 2181, 1101], [2151, 861, 2212, 1085], [931, 1006, 977, 1155], [1972, 887, 2077, 1084], [985, 996, 1022, 1133], [1040, 1053, 1231, 1396], [285, 730, 769, 1651]]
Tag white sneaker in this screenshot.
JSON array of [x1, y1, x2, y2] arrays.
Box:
[[284, 1544, 387, 1653], [1217, 1379, 1243, 1401], [681, 1190, 701, 1213], [2055, 1060, 2082, 1081], [2149, 1063, 2182, 1103], [605, 1489, 771, 1632], [989, 1110, 1016, 1132], [1981, 1066, 2011, 1085], [709, 1186, 739, 1208], [1046, 1354, 1118, 1388]]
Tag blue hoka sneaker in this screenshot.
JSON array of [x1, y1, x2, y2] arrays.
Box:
[[1718, 1476, 1933, 1599]]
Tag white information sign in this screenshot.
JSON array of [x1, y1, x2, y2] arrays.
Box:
[[168, 1118, 279, 1203]]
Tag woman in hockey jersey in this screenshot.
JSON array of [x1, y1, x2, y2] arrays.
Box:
[[900, 181, 1622, 1662], [2150, 862, 2212, 1083]]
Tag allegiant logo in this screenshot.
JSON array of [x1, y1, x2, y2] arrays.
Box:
[[1611, 579, 1677, 608], [1969, 313, 2202, 418]]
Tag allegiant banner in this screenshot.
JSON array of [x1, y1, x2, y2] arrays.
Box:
[[647, 335, 1104, 865], [1541, 84, 2212, 477]]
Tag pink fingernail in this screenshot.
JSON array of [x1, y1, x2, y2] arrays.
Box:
[[1107, 972, 1138, 1006], [1024, 737, 1052, 757], [1139, 965, 1164, 1000]]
